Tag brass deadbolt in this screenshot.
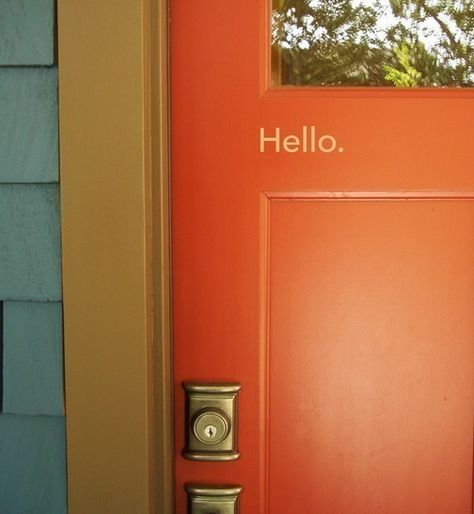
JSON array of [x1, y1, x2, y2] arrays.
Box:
[[183, 382, 241, 461]]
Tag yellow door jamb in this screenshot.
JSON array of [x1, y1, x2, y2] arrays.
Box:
[[58, 1, 172, 513]]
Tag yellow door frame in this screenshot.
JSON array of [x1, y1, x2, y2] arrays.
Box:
[[58, 2, 172, 513]]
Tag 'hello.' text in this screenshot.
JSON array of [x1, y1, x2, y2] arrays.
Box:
[[260, 126, 344, 154]]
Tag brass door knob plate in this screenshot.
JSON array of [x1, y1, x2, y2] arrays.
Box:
[[185, 483, 243, 514]]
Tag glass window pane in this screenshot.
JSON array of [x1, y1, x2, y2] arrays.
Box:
[[271, 0, 474, 87]]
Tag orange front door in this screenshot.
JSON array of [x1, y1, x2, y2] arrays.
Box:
[[171, 1, 474, 512]]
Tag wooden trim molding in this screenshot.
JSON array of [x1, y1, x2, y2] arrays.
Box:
[[146, 0, 174, 512], [58, 1, 172, 513]]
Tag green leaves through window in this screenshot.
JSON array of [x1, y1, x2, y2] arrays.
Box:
[[271, 0, 474, 87]]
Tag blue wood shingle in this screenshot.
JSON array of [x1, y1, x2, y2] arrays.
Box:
[[0, 414, 67, 514], [0, 301, 3, 412], [0, 68, 58, 183], [0, 184, 61, 301], [0, 0, 55, 65], [3, 301, 63, 415]]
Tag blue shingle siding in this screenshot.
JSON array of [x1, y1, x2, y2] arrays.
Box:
[[0, 184, 61, 301], [0, 0, 55, 65], [3, 301, 63, 415], [0, 415, 67, 514], [0, 1, 66, 511], [0, 68, 58, 183], [0, 302, 3, 413]]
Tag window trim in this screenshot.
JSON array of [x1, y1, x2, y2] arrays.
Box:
[[266, 0, 474, 96]]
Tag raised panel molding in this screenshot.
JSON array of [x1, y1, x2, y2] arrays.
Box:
[[262, 193, 474, 513]]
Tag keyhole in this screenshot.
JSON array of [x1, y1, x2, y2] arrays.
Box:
[[204, 424, 217, 439]]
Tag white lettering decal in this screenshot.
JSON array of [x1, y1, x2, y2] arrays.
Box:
[[283, 135, 300, 153], [318, 135, 337, 153], [259, 126, 344, 154], [260, 127, 280, 153]]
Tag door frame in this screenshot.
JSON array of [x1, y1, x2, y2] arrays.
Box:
[[58, 1, 173, 513]]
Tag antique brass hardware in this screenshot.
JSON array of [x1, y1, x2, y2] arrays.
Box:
[[183, 382, 241, 461], [185, 483, 243, 514]]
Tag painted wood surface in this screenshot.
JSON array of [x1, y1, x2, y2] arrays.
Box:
[[0, 301, 3, 412], [0, 184, 61, 301], [171, 1, 474, 511], [0, 68, 58, 183], [0, 0, 54, 65], [0, 414, 66, 514], [3, 301, 63, 415]]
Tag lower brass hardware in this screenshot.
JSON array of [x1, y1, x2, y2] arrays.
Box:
[[185, 484, 243, 514]]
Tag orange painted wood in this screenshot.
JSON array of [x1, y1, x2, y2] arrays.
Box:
[[170, 1, 474, 512], [269, 199, 474, 514]]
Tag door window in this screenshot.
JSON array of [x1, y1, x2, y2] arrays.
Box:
[[271, 0, 474, 87]]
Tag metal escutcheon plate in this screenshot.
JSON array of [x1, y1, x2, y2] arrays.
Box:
[[183, 382, 241, 461], [185, 484, 243, 514]]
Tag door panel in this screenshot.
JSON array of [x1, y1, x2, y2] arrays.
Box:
[[171, 1, 474, 512], [268, 198, 474, 514]]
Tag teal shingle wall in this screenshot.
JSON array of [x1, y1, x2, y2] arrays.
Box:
[[0, 0, 55, 65], [0, 68, 58, 182], [3, 301, 63, 415], [0, 415, 67, 514], [0, 1, 66, 511], [0, 184, 61, 301]]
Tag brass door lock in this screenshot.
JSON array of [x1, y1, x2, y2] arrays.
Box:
[[185, 484, 243, 514], [183, 382, 241, 461]]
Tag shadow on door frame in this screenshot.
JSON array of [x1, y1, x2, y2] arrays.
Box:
[[58, 1, 173, 513]]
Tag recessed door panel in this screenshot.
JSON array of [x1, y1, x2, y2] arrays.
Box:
[[268, 198, 474, 514]]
